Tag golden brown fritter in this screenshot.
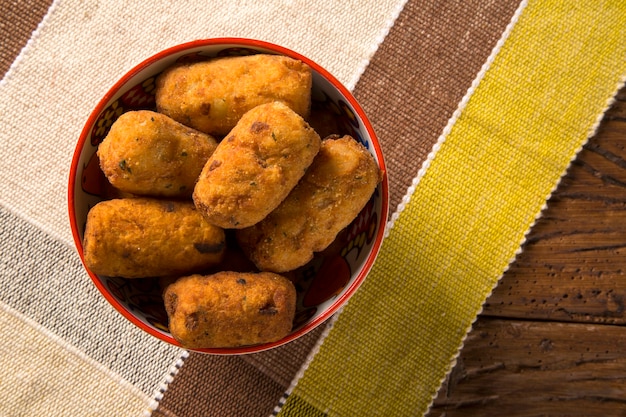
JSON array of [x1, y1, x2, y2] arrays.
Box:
[[236, 135, 382, 272], [193, 101, 321, 229], [163, 271, 296, 348], [155, 54, 312, 136], [83, 198, 225, 278], [97, 110, 218, 198]]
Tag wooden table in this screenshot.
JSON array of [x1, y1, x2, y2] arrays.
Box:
[[430, 86, 626, 416]]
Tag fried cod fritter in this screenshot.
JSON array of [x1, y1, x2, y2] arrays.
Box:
[[163, 271, 296, 348], [236, 135, 382, 272], [155, 54, 312, 136], [81, 52, 386, 349], [83, 198, 225, 278], [97, 110, 218, 198], [193, 101, 321, 229]]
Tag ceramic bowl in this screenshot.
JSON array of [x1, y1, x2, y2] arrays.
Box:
[[68, 38, 389, 354]]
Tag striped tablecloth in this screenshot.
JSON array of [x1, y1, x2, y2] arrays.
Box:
[[1, 1, 624, 416]]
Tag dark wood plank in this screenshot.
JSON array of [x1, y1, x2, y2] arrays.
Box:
[[483, 86, 626, 324], [430, 318, 626, 417]]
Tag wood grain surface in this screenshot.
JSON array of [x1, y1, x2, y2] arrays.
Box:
[[429, 86, 626, 416]]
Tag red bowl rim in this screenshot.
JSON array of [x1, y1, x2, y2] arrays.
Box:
[[68, 37, 389, 355]]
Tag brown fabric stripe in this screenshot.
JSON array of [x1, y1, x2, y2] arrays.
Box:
[[0, 0, 52, 79], [155, 326, 327, 417], [151, 354, 284, 417], [356, 0, 522, 212], [157, 1, 521, 416], [238, 326, 328, 388]]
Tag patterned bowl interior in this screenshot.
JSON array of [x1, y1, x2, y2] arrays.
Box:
[[69, 38, 389, 354]]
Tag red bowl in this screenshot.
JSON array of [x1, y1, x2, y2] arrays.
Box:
[[68, 38, 389, 354]]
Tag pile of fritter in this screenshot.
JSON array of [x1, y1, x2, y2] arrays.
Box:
[[84, 54, 381, 348]]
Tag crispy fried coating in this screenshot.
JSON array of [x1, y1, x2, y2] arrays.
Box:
[[155, 54, 312, 136], [83, 198, 225, 278], [236, 136, 382, 272], [193, 101, 321, 229], [97, 110, 218, 198], [163, 271, 296, 348]]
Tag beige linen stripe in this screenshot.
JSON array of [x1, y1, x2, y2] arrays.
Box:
[[0, 0, 407, 247], [0, 301, 150, 416], [0, 205, 183, 396]]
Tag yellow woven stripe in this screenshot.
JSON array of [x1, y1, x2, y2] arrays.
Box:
[[280, 1, 626, 416]]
